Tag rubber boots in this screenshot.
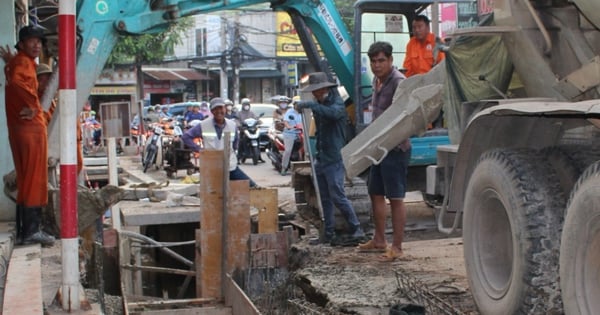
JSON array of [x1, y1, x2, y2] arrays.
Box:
[[22, 207, 55, 247], [15, 205, 23, 245]]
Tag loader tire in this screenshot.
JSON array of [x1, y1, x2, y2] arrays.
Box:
[[560, 161, 600, 315], [463, 149, 564, 314], [542, 145, 600, 197]]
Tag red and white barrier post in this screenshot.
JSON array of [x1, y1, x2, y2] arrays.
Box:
[[58, 0, 80, 310]]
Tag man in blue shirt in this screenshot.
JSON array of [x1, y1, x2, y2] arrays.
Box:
[[280, 102, 301, 175], [182, 97, 256, 187], [184, 103, 204, 127], [296, 72, 365, 244]]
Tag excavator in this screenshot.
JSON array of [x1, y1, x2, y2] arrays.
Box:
[[28, 0, 600, 313]]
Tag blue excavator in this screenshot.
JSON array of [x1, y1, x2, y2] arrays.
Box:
[[31, 0, 600, 313]]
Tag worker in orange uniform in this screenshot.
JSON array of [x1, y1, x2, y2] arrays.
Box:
[[403, 15, 445, 78], [4, 25, 55, 246]]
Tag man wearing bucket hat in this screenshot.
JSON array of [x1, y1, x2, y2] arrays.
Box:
[[4, 25, 55, 246], [296, 72, 365, 244], [182, 97, 257, 187]]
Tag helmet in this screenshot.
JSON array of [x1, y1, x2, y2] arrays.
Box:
[[278, 96, 290, 104], [224, 99, 234, 106], [90, 110, 96, 116], [241, 98, 251, 105], [36, 63, 52, 76], [161, 105, 169, 111]]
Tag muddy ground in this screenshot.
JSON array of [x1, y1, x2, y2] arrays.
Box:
[[41, 154, 478, 314]]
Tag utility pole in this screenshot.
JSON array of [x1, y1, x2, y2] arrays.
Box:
[[232, 15, 241, 105], [220, 16, 229, 100]]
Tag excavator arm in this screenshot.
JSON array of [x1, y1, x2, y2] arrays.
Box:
[[72, 0, 355, 117]]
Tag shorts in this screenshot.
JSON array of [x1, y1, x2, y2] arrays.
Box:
[[367, 148, 411, 199]]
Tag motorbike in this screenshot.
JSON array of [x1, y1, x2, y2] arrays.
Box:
[[237, 113, 264, 165], [266, 123, 304, 172], [142, 124, 164, 173], [163, 122, 198, 178]]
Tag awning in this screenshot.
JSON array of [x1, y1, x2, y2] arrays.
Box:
[[144, 69, 210, 81], [236, 69, 284, 79]]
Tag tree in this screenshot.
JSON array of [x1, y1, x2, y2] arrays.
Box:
[[334, 0, 355, 34], [106, 17, 194, 100]]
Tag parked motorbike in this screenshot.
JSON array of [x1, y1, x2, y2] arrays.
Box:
[[266, 123, 304, 172], [142, 124, 164, 173], [237, 113, 264, 165]]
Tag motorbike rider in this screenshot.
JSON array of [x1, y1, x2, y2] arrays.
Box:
[[238, 98, 257, 122], [238, 98, 264, 162], [159, 105, 171, 120], [280, 100, 302, 175], [145, 106, 160, 124], [273, 96, 290, 132], [199, 100, 212, 120], [224, 99, 239, 124], [182, 97, 258, 187], [184, 103, 204, 127]]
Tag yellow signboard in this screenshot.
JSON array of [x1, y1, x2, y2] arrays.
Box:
[[276, 12, 315, 57]]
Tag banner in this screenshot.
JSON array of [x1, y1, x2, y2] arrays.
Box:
[[276, 12, 307, 57]]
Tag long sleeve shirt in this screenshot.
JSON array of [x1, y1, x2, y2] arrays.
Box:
[[4, 51, 46, 133], [303, 92, 348, 165]]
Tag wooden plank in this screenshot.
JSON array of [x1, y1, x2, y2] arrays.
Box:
[[195, 229, 202, 298], [134, 307, 232, 315], [3, 245, 43, 315], [120, 234, 134, 302], [224, 274, 260, 315], [252, 188, 278, 233], [121, 264, 196, 276], [127, 297, 216, 308], [135, 308, 231, 315], [226, 180, 250, 273], [199, 150, 225, 299], [119, 201, 201, 226], [276, 231, 289, 268], [249, 233, 287, 268]]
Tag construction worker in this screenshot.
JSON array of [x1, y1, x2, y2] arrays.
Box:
[[403, 15, 445, 77], [4, 25, 55, 246]]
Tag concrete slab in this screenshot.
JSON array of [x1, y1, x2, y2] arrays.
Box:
[[119, 201, 201, 226]]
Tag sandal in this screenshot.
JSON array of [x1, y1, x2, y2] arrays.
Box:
[[356, 240, 387, 252], [378, 247, 403, 262]]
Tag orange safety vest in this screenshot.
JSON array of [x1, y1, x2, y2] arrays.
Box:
[[403, 32, 445, 77]]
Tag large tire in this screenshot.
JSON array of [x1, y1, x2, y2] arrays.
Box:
[[463, 149, 564, 314], [541, 145, 600, 196], [252, 146, 260, 165], [560, 161, 600, 315]]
